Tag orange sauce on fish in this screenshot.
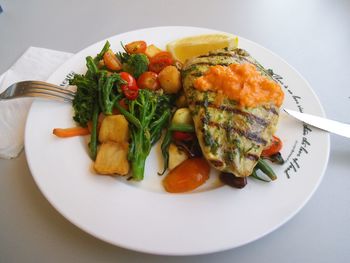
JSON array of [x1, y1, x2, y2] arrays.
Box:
[[194, 63, 284, 107]]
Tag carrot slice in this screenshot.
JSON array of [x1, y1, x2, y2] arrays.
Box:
[[53, 127, 90, 138]]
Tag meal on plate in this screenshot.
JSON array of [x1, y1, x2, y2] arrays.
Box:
[[53, 34, 285, 193]]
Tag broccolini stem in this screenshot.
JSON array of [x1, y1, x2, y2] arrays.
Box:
[[86, 56, 99, 76], [114, 101, 142, 129], [130, 129, 149, 181], [102, 77, 116, 115], [89, 102, 99, 160], [94, 41, 110, 62], [131, 153, 147, 181]]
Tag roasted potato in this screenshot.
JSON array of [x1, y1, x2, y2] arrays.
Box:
[[158, 65, 181, 94], [168, 143, 188, 170], [94, 141, 129, 175], [144, 44, 162, 58], [172, 108, 193, 126], [98, 115, 129, 143]]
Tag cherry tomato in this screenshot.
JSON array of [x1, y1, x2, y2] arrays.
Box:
[[261, 135, 283, 157], [163, 158, 210, 193], [119, 72, 139, 100], [103, 50, 122, 71], [122, 85, 138, 100], [172, 131, 194, 141], [119, 72, 137, 87], [148, 51, 174, 73], [137, 71, 160, 90], [125, 41, 147, 54]]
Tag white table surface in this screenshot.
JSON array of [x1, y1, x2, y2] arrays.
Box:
[[1, 0, 350, 262]]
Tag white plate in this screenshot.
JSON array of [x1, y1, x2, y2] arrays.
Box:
[[25, 26, 330, 255]]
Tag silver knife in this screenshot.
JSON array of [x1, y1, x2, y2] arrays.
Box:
[[284, 109, 350, 138]]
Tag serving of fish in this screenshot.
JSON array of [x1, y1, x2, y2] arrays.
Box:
[[182, 48, 283, 177]]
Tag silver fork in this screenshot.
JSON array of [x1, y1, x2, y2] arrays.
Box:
[[0, 81, 75, 103]]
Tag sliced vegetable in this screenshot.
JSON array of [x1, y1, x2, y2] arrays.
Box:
[[250, 169, 271, 182], [103, 49, 122, 71], [168, 143, 188, 170], [119, 72, 137, 87], [261, 135, 282, 157], [125, 41, 147, 54], [172, 131, 194, 141], [137, 71, 160, 90], [256, 158, 277, 181], [122, 85, 138, 100], [52, 127, 90, 138], [119, 72, 139, 100], [149, 51, 174, 73], [163, 158, 210, 193]]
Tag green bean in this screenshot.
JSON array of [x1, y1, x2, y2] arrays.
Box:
[[256, 158, 277, 181], [150, 110, 171, 145], [169, 123, 195, 133], [158, 128, 172, 175], [250, 169, 271, 182], [157, 123, 195, 175]]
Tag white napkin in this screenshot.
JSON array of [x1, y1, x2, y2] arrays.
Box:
[[0, 47, 73, 159]]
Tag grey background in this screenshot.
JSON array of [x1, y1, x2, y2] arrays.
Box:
[[1, 0, 350, 262]]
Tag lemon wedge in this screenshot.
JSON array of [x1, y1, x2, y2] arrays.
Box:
[[167, 34, 239, 63]]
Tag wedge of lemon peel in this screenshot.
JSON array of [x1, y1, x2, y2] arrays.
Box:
[[167, 34, 239, 63]]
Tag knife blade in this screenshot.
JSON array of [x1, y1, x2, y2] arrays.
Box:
[[284, 109, 350, 138]]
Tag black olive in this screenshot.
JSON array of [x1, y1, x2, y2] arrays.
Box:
[[220, 172, 247, 189]]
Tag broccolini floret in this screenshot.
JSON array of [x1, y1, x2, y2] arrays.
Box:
[[122, 53, 149, 78]]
